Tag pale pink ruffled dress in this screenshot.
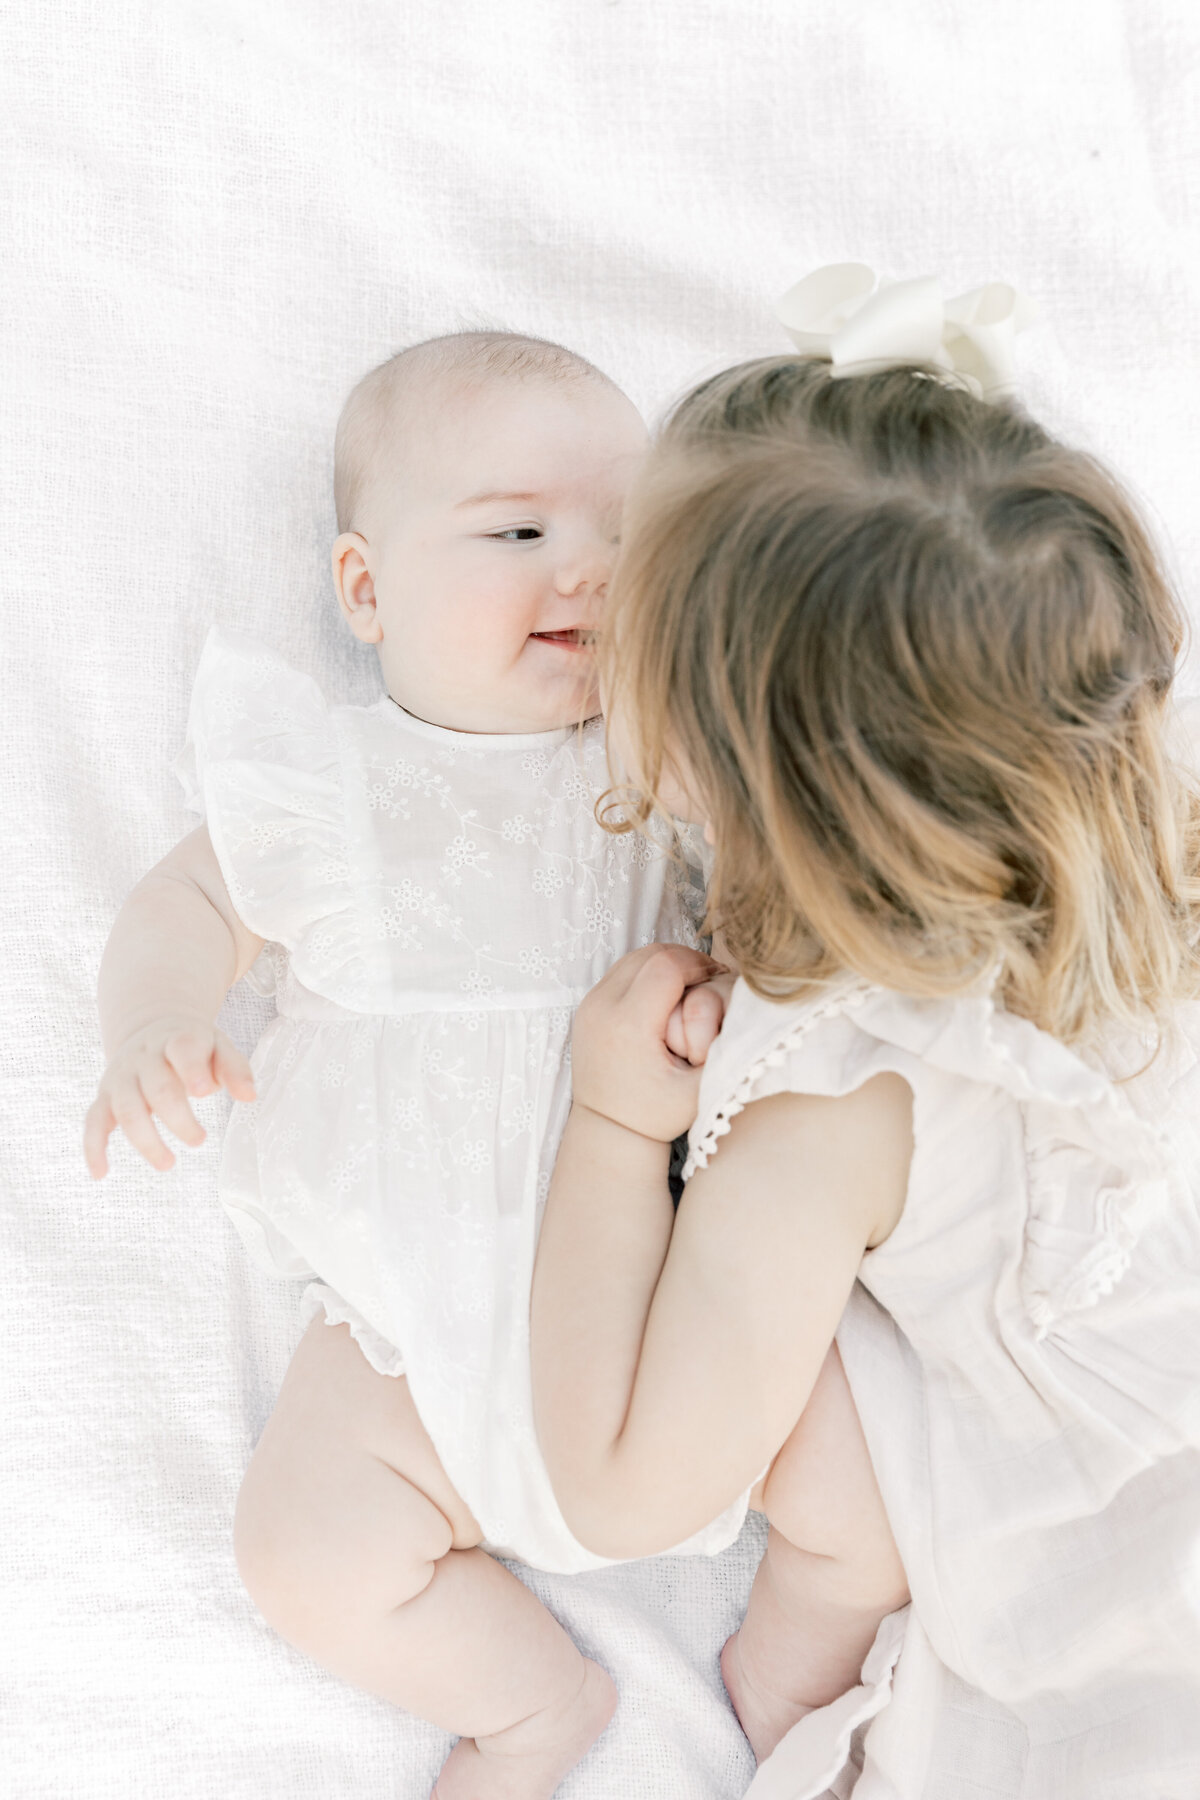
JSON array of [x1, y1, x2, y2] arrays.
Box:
[[681, 979, 1200, 1800]]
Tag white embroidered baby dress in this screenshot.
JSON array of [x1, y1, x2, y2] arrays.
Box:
[[680, 979, 1200, 1800], [177, 627, 751, 1574]]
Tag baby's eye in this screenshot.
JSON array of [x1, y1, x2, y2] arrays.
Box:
[[491, 527, 543, 542]]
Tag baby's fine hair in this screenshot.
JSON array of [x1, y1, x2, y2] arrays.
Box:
[[334, 331, 615, 534], [606, 355, 1200, 1045]]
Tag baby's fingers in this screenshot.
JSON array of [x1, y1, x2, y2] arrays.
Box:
[[83, 1094, 116, 1179], [213, 1032, 256, 1102], [106, 1074, 177, 1172], [139, 1063, 206, 1149], [162, 1026, 220, 1097]]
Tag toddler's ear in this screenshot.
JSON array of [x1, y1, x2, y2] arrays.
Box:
[[332, 533, 382, 643]]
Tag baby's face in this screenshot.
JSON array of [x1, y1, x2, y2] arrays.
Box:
[[337, 378, 648, 733]]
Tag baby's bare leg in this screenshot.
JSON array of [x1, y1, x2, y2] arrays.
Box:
[[722, 1345, 909, 1764], [234, 1318, 615, 1800]]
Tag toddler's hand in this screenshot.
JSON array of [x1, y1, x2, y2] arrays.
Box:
[[663, 972, 735, 1066], [572, 945, 727, 1143], [83, 1017, 256, 1179]]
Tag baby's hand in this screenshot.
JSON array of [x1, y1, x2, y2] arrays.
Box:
[[83, 1016, 256, 1179], [663, 972, 735, 1066], [572, 945, 727, 1144]]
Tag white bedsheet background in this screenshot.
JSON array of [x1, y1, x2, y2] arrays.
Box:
[[4, 3, 1198, 1795]]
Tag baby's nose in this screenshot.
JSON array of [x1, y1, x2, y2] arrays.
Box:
[[555, 536, 615, 598], [550, 525, 615, 597]]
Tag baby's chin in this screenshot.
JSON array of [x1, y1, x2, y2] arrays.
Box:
[[387, 655, 600, 734], [514, 659, 601, 731], [462, 685, 602, 736], [538, 690, 603, 731]]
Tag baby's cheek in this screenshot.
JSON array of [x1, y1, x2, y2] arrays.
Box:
[[431, 605, 512, 685], [449, 583, 535, 666]]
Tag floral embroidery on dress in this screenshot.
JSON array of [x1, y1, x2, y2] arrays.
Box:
[[442, 826, 491, 885], [391, 1094, 421, 1131], [458, 1140, 491, 1173], [518, 946, 558, 979]]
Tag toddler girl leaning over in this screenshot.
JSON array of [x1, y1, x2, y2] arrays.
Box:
[[83, 332, 755, 1800], [531, 344, 1200, 1799]]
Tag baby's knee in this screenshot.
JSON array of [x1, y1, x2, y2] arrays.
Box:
[[233, 1438, 453, 1645]]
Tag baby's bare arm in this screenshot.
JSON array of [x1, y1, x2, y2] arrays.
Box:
[[84, 825, 265, 1177]]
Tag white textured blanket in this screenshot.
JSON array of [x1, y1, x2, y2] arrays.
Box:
[[5, 2, 1198, 1795]]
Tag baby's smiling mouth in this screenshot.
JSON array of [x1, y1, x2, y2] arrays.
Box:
[[530, 629, 596, 651]]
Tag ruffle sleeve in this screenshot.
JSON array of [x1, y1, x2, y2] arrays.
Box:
[[175, 627, 373, 1010], [685, 980, 1179, 1345]]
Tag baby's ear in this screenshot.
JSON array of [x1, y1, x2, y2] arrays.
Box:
[[332, 533, 382, 643]]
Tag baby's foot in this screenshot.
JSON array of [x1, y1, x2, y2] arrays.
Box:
[[430, 1658, 617, 1800], [720, 1630, 813, 1765]]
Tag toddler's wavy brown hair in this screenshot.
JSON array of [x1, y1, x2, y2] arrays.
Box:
[[604, 356, 1200, 1045]]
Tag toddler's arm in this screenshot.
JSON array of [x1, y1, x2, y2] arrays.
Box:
[[531, 946, 911, 1560], [83, 826, 263, 1178]]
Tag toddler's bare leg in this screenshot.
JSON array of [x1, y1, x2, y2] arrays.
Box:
[[722, 1345, 909, 1764], [234, 1318, 615, 1800]]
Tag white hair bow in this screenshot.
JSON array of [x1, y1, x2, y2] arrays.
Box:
[[776, 263, 1036, 400]]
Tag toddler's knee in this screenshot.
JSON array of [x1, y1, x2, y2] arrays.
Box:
[[761, 1521, 909, 1621], [763, 1489, 908, 1604], [761, 1433, 908, 1610]]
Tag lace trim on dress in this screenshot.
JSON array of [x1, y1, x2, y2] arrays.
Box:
[[681, 979, 871, 1181], [1020, 1194, 1149, 1339]]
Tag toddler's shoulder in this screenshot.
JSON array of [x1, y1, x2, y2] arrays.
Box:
[[684, 978, 913, 1178], [686, 976, 1187, 1172], [688, 978, 1200, 1365]]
